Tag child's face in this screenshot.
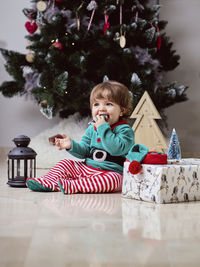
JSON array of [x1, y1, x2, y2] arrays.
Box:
[[91, 97, 124, 125]]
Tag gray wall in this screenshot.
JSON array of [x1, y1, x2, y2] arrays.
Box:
[[160, 0, 200, 152], [0, 1, 61, 147], [0, 1, 199, 152]]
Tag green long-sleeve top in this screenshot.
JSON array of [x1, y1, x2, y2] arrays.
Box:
[[67, 120, 135, 173]]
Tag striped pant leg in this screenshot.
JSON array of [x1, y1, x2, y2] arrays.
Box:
[[27, 159, 79, 191], [58, 161, 123, 194]]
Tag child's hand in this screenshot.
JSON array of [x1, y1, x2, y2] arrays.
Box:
[[55, 134, 71, 150], [92, 115, 107, 128]]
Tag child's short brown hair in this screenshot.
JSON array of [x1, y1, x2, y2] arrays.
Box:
[[90, 81, 133, 119]]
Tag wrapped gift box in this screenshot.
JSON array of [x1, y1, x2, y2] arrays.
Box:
[[122, 159, 200, 204]]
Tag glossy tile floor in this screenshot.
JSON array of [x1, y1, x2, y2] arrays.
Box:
[[1, 149, 200, 266]]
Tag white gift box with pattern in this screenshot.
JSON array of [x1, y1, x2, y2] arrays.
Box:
[[122, 159, 200, 204]]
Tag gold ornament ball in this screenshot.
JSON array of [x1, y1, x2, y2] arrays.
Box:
[[119, 35, 126, 48], [41, 100, 47, 108], [26, 52, 35, 63], [36, 1, 47, 12]]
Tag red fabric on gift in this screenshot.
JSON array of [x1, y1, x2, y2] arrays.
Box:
[[142, 151, 167, 164]]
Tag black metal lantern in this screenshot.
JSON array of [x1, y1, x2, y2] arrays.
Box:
[[7, 135, 37, 187]]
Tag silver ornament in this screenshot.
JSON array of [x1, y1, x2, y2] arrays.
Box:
[[103, 75, 109, 82], [131, 73, 142, 85], [87, 1, 98, 11], [40, 105, 53, 119], [22, 66, 33, 77]]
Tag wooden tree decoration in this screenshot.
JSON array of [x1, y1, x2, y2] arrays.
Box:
[[130, 91, 168, 152]]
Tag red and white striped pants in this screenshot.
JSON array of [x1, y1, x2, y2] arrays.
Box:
[[35, 159, 122, 194]]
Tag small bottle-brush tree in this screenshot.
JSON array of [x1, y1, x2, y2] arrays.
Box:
[[167, 128, 181, 160]]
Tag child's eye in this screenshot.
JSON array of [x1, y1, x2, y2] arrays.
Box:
[[93, 103, 99, 107], [106, 102, 113, 106]]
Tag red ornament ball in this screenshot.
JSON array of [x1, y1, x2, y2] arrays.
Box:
[[52, 41, 63, 50], [128, 161, 142, 175], [56, 0, 63, 2]]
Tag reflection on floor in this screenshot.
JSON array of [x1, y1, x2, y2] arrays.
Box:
[[1, 149, 200, 266]]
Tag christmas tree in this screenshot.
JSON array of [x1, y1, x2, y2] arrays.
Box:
[[167, 128, 181, 160], [0, 0, 188, 119]]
